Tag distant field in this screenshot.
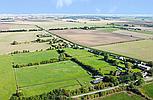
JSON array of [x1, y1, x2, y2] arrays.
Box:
[[0, 23, 38, 31], [0, 31, 50, 55], [113, 30, 153, 39], [12, 20, 126, 29], [140, 82, 153, 99], [94, 40, 153, 61], [95, 92, 144, 100], [96, 28, 119, 33], [11, 50, 58, 65], [51, 29, 139, 46], [15, 61, 91, 97], [0, 55, 16, 100]]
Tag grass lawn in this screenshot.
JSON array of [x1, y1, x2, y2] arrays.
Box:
[[96, 92, 143, 100], [0, 55, 16, 100], [15, 60, 92, 97], [140, 82, 153, 99], [11, 50, 59, 65], [94, 40, 153, 62]]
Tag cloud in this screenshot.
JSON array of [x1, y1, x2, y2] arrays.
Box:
[[96, 8, 101, 13], [56, 0, 72, 8]]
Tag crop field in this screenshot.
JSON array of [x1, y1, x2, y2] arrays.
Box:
[[113, 30, 153, 39], [0, 31, 50, 54], [12, 20, 126, 29], [0, 23, 38, 31], [94, 40, 153, 61], [51, 29, 139, 46], [140, 82, 153, 99], [96, 92, 144, 100], [15, 61, 92, 96], [11, 50, 58, 65], [0, 55, 16, 100]]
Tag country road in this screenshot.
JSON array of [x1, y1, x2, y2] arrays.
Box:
[[71, 86, 119, 98]]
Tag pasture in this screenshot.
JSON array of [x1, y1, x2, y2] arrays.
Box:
[[64, 48, 117, 75], [0, 55, 16, 100], [64, 48, 94, 57], [94, 40, 153, 61], [140, 82, 153, 99], [51, 29, 139, 46], [15, 61, 92, 96], [78, 56, 117, 75], [11, 50, 58, 65]]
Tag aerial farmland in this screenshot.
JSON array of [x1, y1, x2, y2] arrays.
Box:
[[0, 15, 153, 100]]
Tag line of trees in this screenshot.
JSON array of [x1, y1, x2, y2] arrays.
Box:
[[13, 57, 71, 68], [10, 50, 30, 54], [0, 29, 42, 33]]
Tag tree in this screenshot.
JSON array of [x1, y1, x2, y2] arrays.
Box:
[[57, 49, 66, 61], [11, 41, 18, 45], [135, 78, 145, 86], [104, 53, 109, 62], [125, 62, 133, 71]]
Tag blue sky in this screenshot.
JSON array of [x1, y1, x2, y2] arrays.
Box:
[[0, 0, 153, 14]]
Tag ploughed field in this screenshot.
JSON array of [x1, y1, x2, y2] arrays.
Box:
[[51, 29, 140, 46], [0, 23, 38, 31], [94, 40, 153, 62]]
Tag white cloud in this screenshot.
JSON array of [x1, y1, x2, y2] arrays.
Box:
[[56, 0, 72, 8], [96, 8, 101, 13]]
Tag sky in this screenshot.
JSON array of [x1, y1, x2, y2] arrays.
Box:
[[0, 0, 153, 14]]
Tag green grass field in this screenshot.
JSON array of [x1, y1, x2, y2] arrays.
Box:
[[15, 61, 92, 97], [64, 48, 94, 58], [11, 50, 59, 65], [0, 56, 16, 100], [65, 48, 117, 75], [94, 40, 153, 61], [78, 56, 117, 75], [96, 92, 143, 100], [140, 82, 153, 99], [96, 28, 119, 33]]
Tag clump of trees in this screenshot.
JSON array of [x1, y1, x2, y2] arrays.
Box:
[[11, 41, 19, 45]]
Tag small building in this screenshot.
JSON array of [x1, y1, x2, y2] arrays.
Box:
[[138, 64, 151, 71], [91, 78, 103, 84]]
